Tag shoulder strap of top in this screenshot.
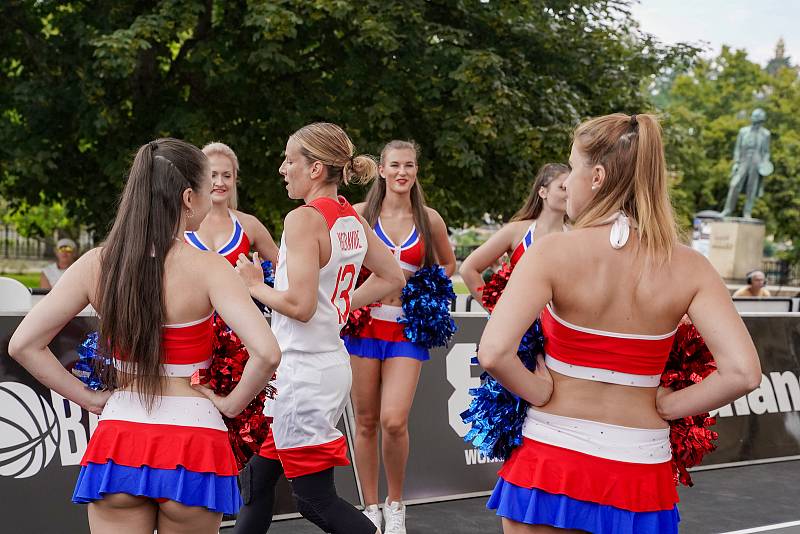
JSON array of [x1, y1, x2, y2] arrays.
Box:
[[523, 220, 537, 247], [303, 196, 357, 230]]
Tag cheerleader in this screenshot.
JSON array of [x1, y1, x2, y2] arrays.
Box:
[[184, 142, 278, 265], [479, 113, 761, 534], [344, 140, 457, 534], [460, 163, 568, 303], [8, 138, 280, 533], [232, 123, 404, 534]]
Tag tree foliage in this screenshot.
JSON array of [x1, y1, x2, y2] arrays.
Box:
[[1, 0, 695, 235], [659, 46, 800, 260]]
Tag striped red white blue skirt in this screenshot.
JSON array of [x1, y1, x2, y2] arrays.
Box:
[[72, 390, 241, 514], [343, 304, 429, 361], [488, 409, 680, 533]]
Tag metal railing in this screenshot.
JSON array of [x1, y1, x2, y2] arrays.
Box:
[[1, 225, 46, 259], [761, 259, 800, 286]]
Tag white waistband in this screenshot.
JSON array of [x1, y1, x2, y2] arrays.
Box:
[[522, 408, 671, 464], [100, 390, 227, 431], [370, 305, 403, 322], [113, 358, 212, 378], [545, 354, 661, 387]]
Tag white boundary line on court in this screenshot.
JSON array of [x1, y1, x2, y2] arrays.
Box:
[[691, 455, 800, 472], [718, 519, 800, 533]]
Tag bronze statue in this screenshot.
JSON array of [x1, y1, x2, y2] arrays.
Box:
[[721, 108, 773, 218]]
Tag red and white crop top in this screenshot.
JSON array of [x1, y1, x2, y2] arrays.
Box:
[[540, 304, 676, 387], [538, 211, 672, 386], [374, 217, 424, 273], [184, 210, 251, 266], [112, 313, 214, 377]]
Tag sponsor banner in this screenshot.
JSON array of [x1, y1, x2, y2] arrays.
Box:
[[397, 314, 800, 501], [707, 315, 800, 464], [0, 315, 359, 533], [2, 312, 799, 532]]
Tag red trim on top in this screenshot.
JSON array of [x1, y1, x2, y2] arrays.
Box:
[[540, 307, 674, 375], [510, 242, 525, 267], [304, 196, 358, 230], [81, 419, 238, 476], [222, 232, 251, 266], [499, 437, 678, 512]]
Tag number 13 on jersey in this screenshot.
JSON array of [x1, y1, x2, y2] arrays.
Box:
[[331, 263, 357, 324]]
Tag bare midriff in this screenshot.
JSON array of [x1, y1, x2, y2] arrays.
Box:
[[534, 369, 668, 430], [378, 268, 416, 307]]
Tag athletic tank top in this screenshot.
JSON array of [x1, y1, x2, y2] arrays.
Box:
[[271, 196, 368, 354]]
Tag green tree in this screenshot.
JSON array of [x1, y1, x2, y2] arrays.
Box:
[[0, 195, 77, 239], [659, 46, 800, 261], [2, 1, 695, 235]]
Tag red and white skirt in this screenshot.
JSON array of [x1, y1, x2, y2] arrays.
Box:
[[488, 409, 680, 533], [72, 391, 241, 514]]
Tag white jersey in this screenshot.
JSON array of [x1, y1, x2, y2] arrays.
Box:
[[270, 196, 368, 354]]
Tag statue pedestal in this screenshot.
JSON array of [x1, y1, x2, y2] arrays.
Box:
[[708, 218, 765, 280]]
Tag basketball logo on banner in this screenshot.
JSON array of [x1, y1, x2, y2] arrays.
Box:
[[0, 382, 61, 479]]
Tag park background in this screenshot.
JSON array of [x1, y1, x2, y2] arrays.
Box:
[[3, 0, 800, 287]]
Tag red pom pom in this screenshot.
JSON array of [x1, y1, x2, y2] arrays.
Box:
[[342, 304, 378, 337], [661, 321, 718, 486], [480, 263, 513, 313], [203, 316, 276, 470], [341, 267, 379, 338]]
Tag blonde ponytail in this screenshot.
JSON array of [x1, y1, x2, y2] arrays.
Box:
[[344, 154, 378, 186], [572, 113, 677, 263], [290, 122, 377, 187]]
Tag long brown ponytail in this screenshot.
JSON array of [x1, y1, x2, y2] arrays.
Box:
[[362, 140, 436, 267], [572, 113, 677, 263], [97, 138, 208, 409]]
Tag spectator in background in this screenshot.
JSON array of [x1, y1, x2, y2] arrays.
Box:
[[40, 238, 77, 289], [733, 270, 771, 297]]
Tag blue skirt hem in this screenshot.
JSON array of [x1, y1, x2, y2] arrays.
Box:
[[72, 460, 241, 514], [343, 336, 430, 361], [487, 478, 679, 534]]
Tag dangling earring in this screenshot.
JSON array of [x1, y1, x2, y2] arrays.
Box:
[[186, 208, 194, 218]]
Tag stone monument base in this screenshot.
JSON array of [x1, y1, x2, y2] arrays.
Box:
[[708, 218, 765, 280]]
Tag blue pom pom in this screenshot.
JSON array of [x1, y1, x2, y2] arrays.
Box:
[[460, 319, 545, 460], [261, 260, 275, 288], [253, 260, 275, 314], [72, 332, 110, 391], [398, 265, 457, 349]]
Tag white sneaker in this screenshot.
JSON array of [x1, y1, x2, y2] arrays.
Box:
[[363, 503, 383, 531], [383, 498, 407, 534]]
